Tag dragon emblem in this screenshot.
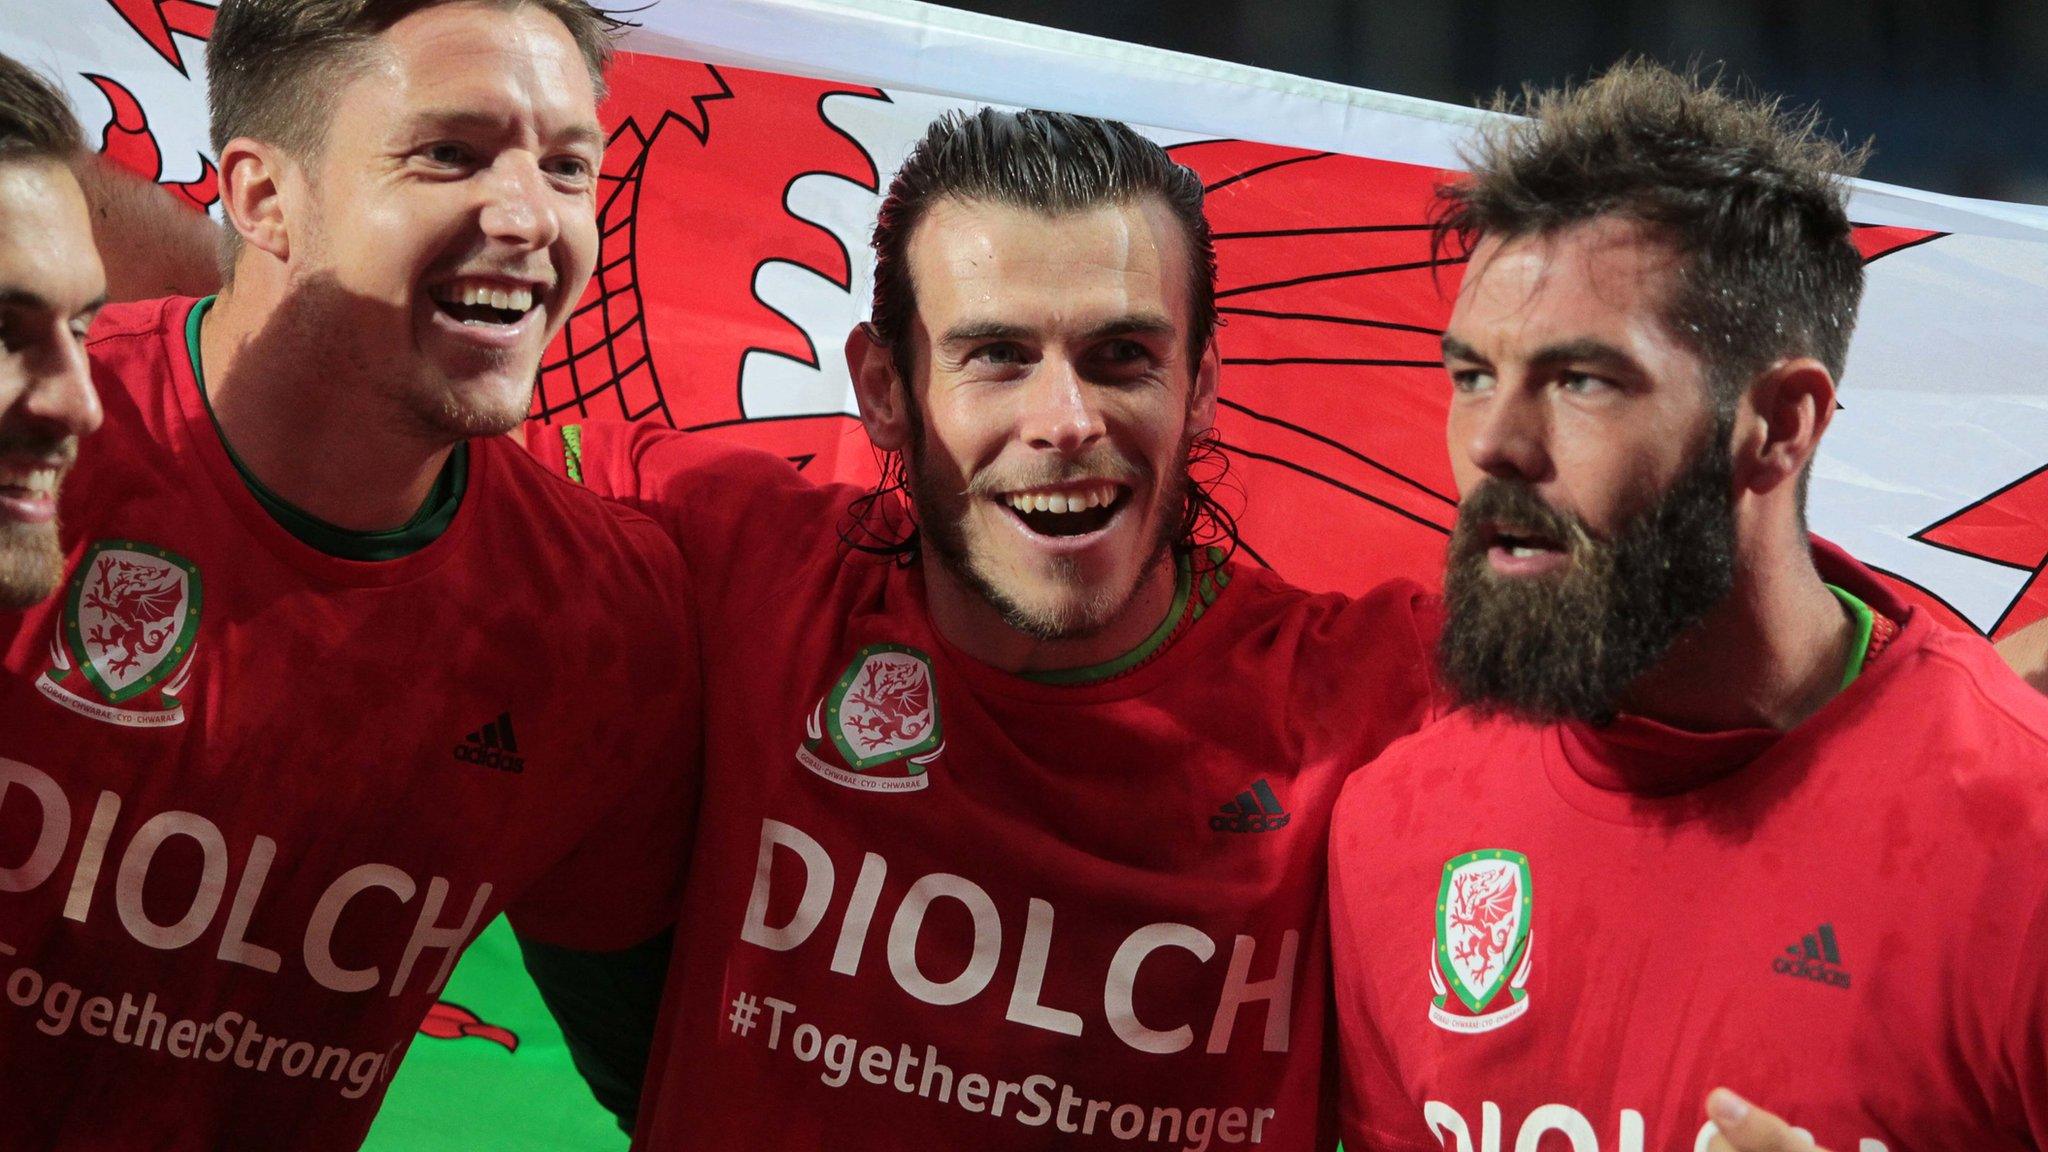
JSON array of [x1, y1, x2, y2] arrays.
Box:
[[81, 554, 185, 680], [842, 659, 933, 752], [1446, 865, 1521, 990]]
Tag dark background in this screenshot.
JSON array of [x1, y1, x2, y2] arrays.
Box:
[[938, 0, 2046, 203]]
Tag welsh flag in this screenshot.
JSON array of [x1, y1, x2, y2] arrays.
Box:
[[8, 1, 2048, 1148]]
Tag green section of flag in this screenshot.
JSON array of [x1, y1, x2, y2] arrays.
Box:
[[364, 916, 627, 1151]]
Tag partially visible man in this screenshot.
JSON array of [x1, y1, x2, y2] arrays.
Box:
[[0, 4, 699, 1148], [1329, 62, 2048, 1152], [0, 54, 103, 608], [532, 109, 1442, 1150]]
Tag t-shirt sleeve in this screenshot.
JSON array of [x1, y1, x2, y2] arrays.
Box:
[[503, 513, 702, 950], [1328, 774, 1439, 1152]]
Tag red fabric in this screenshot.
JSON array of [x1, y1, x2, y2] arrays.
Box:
[[535, 419, 1442, 1151], [1329, 554, 2048, 1152], [0, 299, 699, 1150]]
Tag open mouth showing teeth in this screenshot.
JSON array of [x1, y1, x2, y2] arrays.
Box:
[[1489, 527, 1563, 558], [429, 281, 538, 327], [1002, 484, 1127, 538], [0, 469, 59, 500]]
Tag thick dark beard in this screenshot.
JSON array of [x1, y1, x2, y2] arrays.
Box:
[[905, 410, 1188, 642], [1438, 414, 1738, 725]]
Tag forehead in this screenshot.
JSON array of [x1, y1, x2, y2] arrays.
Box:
[[344, 2, 598, 131], [1448, 217, 1687, 355], [0, 161, 103, 309], [906, 196, 1191, 333]]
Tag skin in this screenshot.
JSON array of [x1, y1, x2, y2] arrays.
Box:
[[0, 159, 105, 608], [1443, 215, 1849, 732], [200, 0, 604, 530], [847, 196, 1219, 674]]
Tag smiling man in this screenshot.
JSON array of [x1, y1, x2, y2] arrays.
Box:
[[0, 4, 698, 1148], [0, 55, 103, 609], [533, 109, 1440, 1150], [1328, 63, 2048, 1152]]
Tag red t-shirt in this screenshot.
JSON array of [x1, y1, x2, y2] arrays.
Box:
[[0, 299, 699, 1150], [536, 419, 1442, 1152], [1329, 553, 2048, 1152]]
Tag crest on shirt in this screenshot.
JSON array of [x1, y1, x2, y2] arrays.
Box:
[[38, 540, 203, 729], [794, 644, 944, 792], [1429, 849, 1533, 1034]]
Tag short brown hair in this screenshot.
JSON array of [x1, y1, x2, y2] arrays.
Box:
[[0, 53, 84, 165], [206, 0, 628, 160], [1437, 59, 1869, 404]]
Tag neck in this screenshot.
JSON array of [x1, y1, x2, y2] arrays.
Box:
[[1617, 530, 1853, 732], [201, 287, 454, 532], [921, 551, 1182, 677]]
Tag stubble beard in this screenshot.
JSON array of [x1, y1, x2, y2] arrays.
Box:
[[905, 419, 1190, 642], [1437, 412, 1739, 725], [0, 520, 66, 610]]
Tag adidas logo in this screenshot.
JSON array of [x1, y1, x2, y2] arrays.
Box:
[[453, 712, 526, 774], [1771, 923, 1851, 989], [1210, 778, 1289, 833]]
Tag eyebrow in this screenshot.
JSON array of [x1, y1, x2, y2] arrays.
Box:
[[1441, 333, 1643, 376], [0, 287, 107, 315], [406, 109, 606, 151], [938, 313, 1178, 348]]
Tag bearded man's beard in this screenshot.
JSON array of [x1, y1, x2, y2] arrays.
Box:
[[904, 411, 1188, 642], [1438, 415, 1738, 725]]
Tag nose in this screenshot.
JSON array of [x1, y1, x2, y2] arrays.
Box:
[[477, 154, 562, 252], [1019, 357, 1106, 457], [16, 329, 104, 441], [1459, 381, 1550, 484]]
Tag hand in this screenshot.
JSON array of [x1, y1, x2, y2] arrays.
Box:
[[1703, 1088, 1832, 1152]]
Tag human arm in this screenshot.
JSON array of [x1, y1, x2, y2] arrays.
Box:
[[70, 152, 221, 301], [515, 927, 673, 1132], [1995, 617, 2048, 694]]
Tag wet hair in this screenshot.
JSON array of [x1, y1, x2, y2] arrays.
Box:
[[1437, 59, 1869, 405], [846, 107, 1237, 564], [868, 107, 1218, 381], [0, 53, 84, 165]]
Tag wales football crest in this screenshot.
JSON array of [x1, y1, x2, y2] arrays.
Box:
[[1429, 849, 1533, 1034], [794, 644, 944, 792], [40, 540, 203, 728]]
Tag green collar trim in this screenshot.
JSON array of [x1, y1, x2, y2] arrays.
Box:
[[187, 296, 468, 561], [1020, 548, 1221, 687], [1827, 583, 1876, 690]]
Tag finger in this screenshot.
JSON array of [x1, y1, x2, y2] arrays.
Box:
[[1705, 1087, 1820, 1152]]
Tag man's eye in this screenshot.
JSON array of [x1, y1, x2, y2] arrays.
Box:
[[423, 143, 473, 167], [973, 343, 1024, 366], [547, 155, 594, 182], [1449, 368, 1494, 394], [1559, 371, 1613, 395]]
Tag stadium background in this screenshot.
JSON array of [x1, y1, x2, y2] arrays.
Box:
[[2, 1, 2045, 1148]]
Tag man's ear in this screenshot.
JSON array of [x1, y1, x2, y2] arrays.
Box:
[[1188, 337, 1221, 434], [848, 323, 911, 453], [1734, 357, 1836, 496], [216, 136, 295, 264]]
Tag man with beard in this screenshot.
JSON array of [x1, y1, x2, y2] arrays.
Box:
[[1328, 62, 2048, 1152], [0, 4, 698, 1148], [0, 55, 104, 609], [528, 108, 1440, 1150]]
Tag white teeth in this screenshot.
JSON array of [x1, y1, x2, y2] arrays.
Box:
[[0, 468, 59, 496], [1004, 485, 1120, 514], [433, 281, 536, 315], [1508, 546, 1542, 558]]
